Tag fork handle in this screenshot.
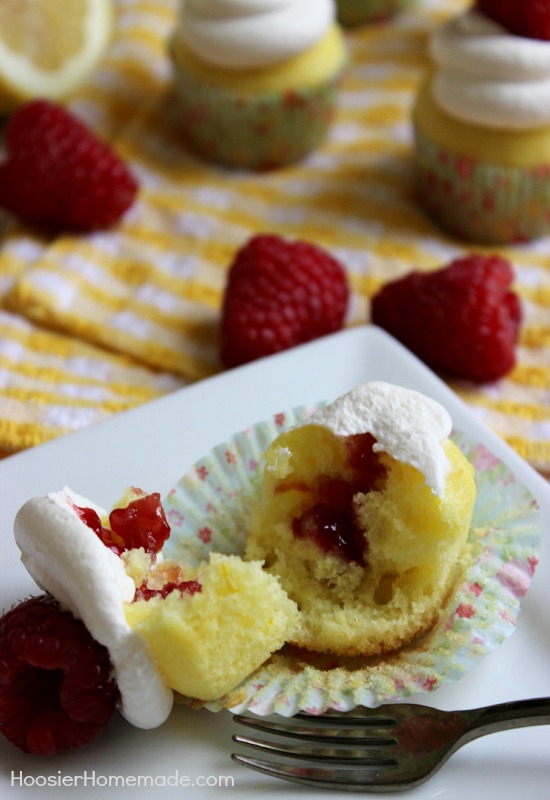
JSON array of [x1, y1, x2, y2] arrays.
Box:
[[464, 697, 550, 742]]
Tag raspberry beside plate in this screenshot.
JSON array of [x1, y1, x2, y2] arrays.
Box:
[[220, 234, 349, 368], [0, 594, 119, 755], [371, 254, 522, 383], [0, 100, 138, 232]]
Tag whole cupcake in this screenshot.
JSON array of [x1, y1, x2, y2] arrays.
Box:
[[169, 0, 348, 169], [336, 0, 415, 27], [413, 1, 550, 244]]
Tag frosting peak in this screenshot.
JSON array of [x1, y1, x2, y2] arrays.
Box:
[[430, 9, 550, 129], [179, 0, 334, 69], [301, 382, 452, 495]]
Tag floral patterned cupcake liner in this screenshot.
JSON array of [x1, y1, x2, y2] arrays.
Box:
[[170, 60, 343, 170], [162, 405, 540, 716], [336, 0, 415, 26], [414, 126, 550, 244]]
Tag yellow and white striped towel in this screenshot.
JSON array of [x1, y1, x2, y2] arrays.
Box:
[[1, 0, 549, 475]]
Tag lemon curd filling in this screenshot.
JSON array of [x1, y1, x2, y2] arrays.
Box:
[[170, 24, 348, 94], [413, 74, 550, 168]]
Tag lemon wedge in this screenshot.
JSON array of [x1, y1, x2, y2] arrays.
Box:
[[0, 0, 113, 113]]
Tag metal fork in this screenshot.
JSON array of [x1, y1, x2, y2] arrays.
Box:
[[232, 697, 550, 792]]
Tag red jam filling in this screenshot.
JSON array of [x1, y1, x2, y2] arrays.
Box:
[[134, 580, 202, 602], [74, 492, 171, 555], [109, 493, 170, 553], [290, 433, 387, 565], [73, 505, 125, 556]]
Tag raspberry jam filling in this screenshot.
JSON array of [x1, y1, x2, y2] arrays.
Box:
[[134, 580, 202, 602], [73, 505, 125, 555], [109, 493, 170, 553], [74, 492, 170, 555], [290, 433, 387, 564]]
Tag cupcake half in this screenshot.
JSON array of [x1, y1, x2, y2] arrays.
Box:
[[245, 382, 476, 657]]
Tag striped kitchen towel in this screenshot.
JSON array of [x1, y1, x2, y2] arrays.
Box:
[[1, 0, 549, 474]]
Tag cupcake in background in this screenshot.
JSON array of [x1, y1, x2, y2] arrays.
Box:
[[413, 2, 550, 244], [169, 0, 348, 170], [336, 0, 415, 27]]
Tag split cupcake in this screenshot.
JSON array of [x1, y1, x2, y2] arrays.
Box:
[[1, 487, 298, 753], [169, 0, 348, 169], [336, 0, 415, 27], [245, 382, 477, 657], [412, 2, 550, 244]]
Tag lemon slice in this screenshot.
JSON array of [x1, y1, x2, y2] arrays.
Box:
[[0, 0, 113, 113]]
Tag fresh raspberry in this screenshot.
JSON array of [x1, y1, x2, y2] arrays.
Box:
[[371, 254, 522, 383], [476, 0, 550, 40], [220, 234, 349, 367], [0, 100, 138, 232], [0, 594, 119, 755]]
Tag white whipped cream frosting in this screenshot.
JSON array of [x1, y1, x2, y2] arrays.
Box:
[[301, 381, 452, 495], [430, 8, 550, 129], [179, 0, 334, 69], [13, 488, 174, 730]]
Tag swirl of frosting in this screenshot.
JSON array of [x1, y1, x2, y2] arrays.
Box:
[[429, 9, 550, 129], [180, 0, 334, 69]]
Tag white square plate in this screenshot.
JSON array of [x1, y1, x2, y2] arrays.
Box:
[[1, 326, 549, 799]]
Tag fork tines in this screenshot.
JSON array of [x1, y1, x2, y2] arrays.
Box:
[[232, 711, 401, 791], [232, 698, 550, 791], [233, 712, 398, 744]]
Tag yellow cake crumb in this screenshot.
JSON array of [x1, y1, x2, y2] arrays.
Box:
[[124, 553, 299, 700]]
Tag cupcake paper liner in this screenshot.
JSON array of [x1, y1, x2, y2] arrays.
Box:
[[414, 125, 550, 244], [170, 60, 342, 170], [162, 405, 541, 716], [336, 0, 415, 26]]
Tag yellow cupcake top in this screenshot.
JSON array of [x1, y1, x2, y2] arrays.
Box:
[[413, 75, 550, 167], [416, 6, 550, 167], [170, 24, 347, 93]]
